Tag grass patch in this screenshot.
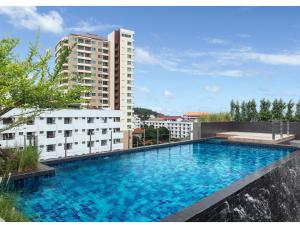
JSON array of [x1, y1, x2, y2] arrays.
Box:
[[0, 191, 29, 222]]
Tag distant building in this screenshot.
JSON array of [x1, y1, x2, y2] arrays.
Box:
[[133, 114, 142, 129], [183, 112, 209, 122], [144, 117, 193, 140], [0, 109, 123, 160], [55, 28, 135, 149]]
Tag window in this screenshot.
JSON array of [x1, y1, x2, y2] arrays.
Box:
[[87, 141, 94, 148], [101, 140, 107, 146], [114, 139, 121, 144], [87, 117, 94, 123], [114, 117, 120, 122], [2, 133, 15, 140], [47, 131, 55, 138], [26, 119, 34, 125], [102, 129, 107, 135], [64, 117, 72, 124], [87, 129, 95, 135], [64, 143, 72, 150], [64, 130, 72, 137], [27, 132, 35, 140], [46, 144, 55, 152], [114, 128, 120, 133], [47, 118, 55, 124], [3, 118, 13, 125]]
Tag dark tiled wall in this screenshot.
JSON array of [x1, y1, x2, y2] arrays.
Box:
[[189, 153, 300, 221]]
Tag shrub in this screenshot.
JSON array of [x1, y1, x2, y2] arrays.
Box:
[[0, 147, 40, 176], [199, 112, 231, 122]]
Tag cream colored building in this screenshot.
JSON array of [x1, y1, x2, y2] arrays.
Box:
[[108, 29, 135, 148], [55, 33, 110, 109], [55, 29, 134, 149]]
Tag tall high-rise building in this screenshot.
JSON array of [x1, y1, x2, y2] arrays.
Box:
[[55, 29, 134, 148], [55, 33, 110, 109]]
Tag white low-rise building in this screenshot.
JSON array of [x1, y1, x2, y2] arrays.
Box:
[[133, 114, 142, 129], [144, 117, 194, 140], [0, 109, 123, 160]]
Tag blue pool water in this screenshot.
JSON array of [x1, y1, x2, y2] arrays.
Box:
[[17, 139, 295, 222]]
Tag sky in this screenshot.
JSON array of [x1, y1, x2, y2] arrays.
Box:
[[1, 7, 300, 115]]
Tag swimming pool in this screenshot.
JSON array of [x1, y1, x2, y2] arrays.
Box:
[[17, 139, 295, 222]]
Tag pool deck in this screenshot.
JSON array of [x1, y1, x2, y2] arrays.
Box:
[[10, 163, 55, 181], [216, 131, 295, 144]]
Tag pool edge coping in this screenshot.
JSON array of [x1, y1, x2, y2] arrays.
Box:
[[41, 138, 211, 165], [161, 148, 300, 222]]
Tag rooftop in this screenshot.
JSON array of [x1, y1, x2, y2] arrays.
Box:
[[184, 112, 209, 117]]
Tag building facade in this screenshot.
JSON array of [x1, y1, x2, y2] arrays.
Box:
[[0, 109, 123, 160], [183, 112, 209, 122], [144, 118, 194, 140], [55, 28, 135, 149], [133, 114, 142, 129], [55, 33, 110, 109]]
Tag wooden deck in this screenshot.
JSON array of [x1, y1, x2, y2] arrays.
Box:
[[216, 132, 295, 144]]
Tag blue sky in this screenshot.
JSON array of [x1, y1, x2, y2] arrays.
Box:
[[1, 7, 300, 115]]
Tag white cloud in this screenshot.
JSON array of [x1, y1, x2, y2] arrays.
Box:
[[217, 70, 244, 77], [238, 33, 251, 38], [205, 85, 220, 93], [207, 38, 227, 45], [0, 7, 63, 34], [66, 21, 117, 33], [138, 87, 150, 93], [164, 90, 173, 98], [135, 47, 159, 64], [0, 7, 116, 34]]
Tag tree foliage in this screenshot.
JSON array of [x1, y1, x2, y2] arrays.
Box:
[[199, 112, 231, 122], [0, 37, 85, 132], [133, 107, 164, 121], [259, 98, 272, 121], [286, 100, 294, 122], [271, 99, 286, 120], [230, 98, 299, 122], [142, 125, 170, 144], [295, 100, 300, 122]]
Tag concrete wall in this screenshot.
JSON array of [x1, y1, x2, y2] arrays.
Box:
[[193, 121, 300, 140]]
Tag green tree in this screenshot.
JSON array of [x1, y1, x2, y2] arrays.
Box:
[[0, 37, 85, 132], [230, 100, 235, 121], [234, 101, 241, 122], [240, 101, 247, 122], [245, 101, 252, 122], [249, 99, 258, 122], [271, 99, 286, 120], [295, 100, 300, 121], [285, 100, 294, 121], [158, 127, 170, 141], [259, 98, 272, 121]]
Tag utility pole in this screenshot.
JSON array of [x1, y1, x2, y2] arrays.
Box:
[[23, 135, 26, 149], [143, 128, 146, 146], [110, 130, 113, 151], [89, 132, 92, 154], [280, 120, 283, 137], [65, 136, 67, 157]]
